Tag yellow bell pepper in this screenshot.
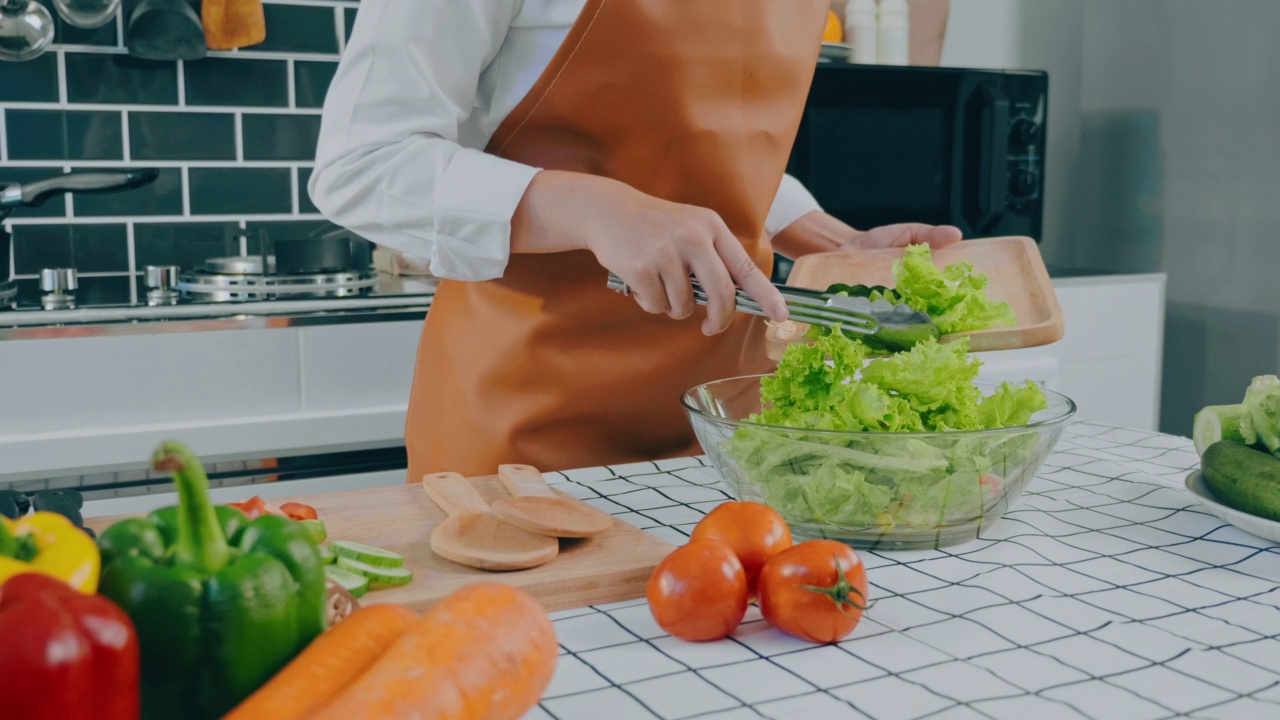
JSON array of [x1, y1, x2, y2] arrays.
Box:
[[0, 512, 100, 593]]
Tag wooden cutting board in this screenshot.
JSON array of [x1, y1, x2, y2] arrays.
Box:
[[84, 476, 675, 613], [786, 236, 1064, 352]]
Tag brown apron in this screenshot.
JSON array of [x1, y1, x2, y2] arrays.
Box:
[[406, 0, 827, 480]]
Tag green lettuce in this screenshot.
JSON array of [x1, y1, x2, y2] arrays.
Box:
[[893, 245, 1016, 334]]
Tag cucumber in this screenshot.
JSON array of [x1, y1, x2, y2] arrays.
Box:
[[1194, 405, 1251, 457], [1202, 440, 1280, 522], [299, 519, 327, 544], [330, 540, 404, 568], [336, 556, 414, 587], [318, 544, 336, 565], [325, 565, 369, 598]]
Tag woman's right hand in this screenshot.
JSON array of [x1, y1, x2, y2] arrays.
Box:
[[511, 170, 788, 336]]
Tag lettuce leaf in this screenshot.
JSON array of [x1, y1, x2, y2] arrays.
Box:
[[893, 245, 1016, 334]]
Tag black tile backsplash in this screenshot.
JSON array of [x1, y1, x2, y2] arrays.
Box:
[[256, 4, 339, 54], [7, 110, 124, 160], [185, 58, 289, 108], [65, 53, 179, 105], [0, 54, 59, 102], [294, 62, 338, 108], [297, 168, 319, 214], [242, 114, 321, 161], [189, 168, 293, 215], [72, 167, 183, 217], [130, 112, 236, 161], [1, 1, 359, 297]]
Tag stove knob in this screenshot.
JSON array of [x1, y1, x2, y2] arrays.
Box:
[[39, 268, 77, 310], [1009, 117, 1040, 148], [144, 265, 182, 306]]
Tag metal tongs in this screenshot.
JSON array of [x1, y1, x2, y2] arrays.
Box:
[[606, 273, 940, 350]]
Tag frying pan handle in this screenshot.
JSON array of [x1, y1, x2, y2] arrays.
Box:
[[1, 169, 161, 209]]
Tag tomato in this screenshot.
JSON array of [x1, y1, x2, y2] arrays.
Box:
[[757, 540, 868, 644], [224, 496, 281, 520], [279, 502, 318, 521], [646, 539, 748, 642], [690, 501, 792, 597]]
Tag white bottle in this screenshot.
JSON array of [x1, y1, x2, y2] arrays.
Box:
[[845, 0, 879, 65], [877, 0, 910, 66]]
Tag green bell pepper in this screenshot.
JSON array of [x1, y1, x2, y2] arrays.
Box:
[[96, 441, 326, 720]]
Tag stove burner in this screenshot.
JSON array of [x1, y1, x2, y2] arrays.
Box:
[[178, 255, 378, 302]]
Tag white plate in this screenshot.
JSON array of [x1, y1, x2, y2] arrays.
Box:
[[1185, 470, 1280, 544]]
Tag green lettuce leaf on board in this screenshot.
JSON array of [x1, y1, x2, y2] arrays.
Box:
[[892, 244, 1017, 335]]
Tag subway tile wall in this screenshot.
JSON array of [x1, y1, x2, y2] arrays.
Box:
[[0, 0, 358, 307]]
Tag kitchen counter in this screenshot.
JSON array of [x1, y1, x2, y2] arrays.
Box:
[[512, 422, 1275, 720]]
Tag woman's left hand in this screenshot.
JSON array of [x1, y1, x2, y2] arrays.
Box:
[[771, 210, 962, 258]]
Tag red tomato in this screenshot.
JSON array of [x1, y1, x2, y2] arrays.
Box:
[[690, 501, 792, 597], [279, 502, 318, 521], [225, 496, 272, 519], [757, 540, 868, 644], [647, 539, 748, 642]]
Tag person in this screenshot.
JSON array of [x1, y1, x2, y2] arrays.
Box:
[[310, 0, 961, 480]]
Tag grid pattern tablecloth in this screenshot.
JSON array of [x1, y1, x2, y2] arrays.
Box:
[[526, 422, 1280, 720]]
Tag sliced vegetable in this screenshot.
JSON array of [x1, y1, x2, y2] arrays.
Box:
[[689, 502, 792, 597], [311, 584, 557, 720], [224, 604, 417, 720], [280, 502, 319, 521], [1202, 440, 1280, 522], [324, 565, 370, 598], [1194, 405, 1250, 457], [757, 539, 868, 644], [225, 495, 277, 520], [330, 539, 404, 568], [335, 556, 413, 587], [1194, 375, 1280, 458], [318, 544, 336, 565], [646, 539, 748, 642], [299, 519, 327, 544]]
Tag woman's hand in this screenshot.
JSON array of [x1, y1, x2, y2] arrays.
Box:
[[511, 170, 788, 336], [771, 210, 961, 258]]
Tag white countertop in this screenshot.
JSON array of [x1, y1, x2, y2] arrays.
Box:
[[520, 422, 1277, 720]]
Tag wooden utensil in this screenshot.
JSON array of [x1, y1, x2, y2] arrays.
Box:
[[786, 236, 1065, 352], [201, 0, 264, 50], [422, 471, 559, 572], [491, 464, 615, 538], [86, 473, 675, 612]]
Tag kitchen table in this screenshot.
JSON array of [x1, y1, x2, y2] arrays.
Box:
[[527, 421, 1279, 720]]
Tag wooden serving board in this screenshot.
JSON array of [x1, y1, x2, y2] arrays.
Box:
[[84, 476, 675, 613], [786, 236, 1064, 352]]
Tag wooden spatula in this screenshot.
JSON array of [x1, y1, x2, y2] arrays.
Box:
[[491, 464, 614, 538], [422, 472, 558, 571], [202, 0, 265, 50]]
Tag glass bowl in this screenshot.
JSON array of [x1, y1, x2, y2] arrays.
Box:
[[682, 375, 1076, 550]]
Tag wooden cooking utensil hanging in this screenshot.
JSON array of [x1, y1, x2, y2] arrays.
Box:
[[785, 236, 1064, 352], [202, 0, 264, 50], [491, 464, 614, 538], [422, 472, 559, 572]]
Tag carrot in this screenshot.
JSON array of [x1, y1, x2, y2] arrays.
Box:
[[224, 603, 417, 720], [310, 583, 558, 720]]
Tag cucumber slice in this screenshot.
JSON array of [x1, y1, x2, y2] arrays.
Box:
[[325, 565, 369, 598], [1194, 404, 1251, 457], [299, 519, 327, 544], [330, 540, 404, 568], [318, 544, 336, 565], [336, 556, 414, 587]]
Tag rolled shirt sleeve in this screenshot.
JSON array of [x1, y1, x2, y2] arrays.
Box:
[[309, 0, 538, 281], [764, 174, 824, 237]]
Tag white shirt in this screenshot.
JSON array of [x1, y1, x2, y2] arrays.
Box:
[[309, 0, 823, 282]]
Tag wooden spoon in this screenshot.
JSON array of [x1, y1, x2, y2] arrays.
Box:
[[491, 464, 614, 538], [422, 472, 558, 571]]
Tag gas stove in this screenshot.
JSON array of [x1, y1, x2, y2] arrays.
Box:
[[172, 255, 382, 303]]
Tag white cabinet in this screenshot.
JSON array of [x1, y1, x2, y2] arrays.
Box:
[[977, 273, 1166, 431]]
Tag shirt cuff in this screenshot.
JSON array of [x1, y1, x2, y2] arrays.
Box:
[[429, 149, 542, 281], [764, 174, 823, 237]]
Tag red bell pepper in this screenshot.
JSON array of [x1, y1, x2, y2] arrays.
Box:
[[279, 501, 318, 521], [0, 573, 140, 720]]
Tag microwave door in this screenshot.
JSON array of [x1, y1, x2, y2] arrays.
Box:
[[960, 82, 1012, 236]]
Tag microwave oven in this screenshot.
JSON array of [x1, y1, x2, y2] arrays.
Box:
[[776, 64, 1048, 280]]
